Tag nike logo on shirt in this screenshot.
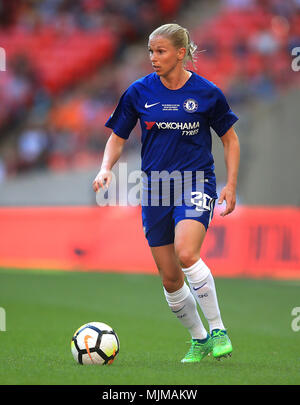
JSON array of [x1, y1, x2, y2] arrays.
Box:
[[145, 101, 160, 109]]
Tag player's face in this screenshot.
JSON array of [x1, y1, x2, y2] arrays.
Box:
[[148, 35, 185, 77]]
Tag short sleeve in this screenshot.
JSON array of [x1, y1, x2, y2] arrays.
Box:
[[209, 86, 238, 137], [105, 85, 139, 139]]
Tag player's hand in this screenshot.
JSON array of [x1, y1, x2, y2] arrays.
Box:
[[92, 169, 112, 192], [217, 185, 236, 217]]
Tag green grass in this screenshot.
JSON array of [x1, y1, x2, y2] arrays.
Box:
[[0, 268, 299, 385]]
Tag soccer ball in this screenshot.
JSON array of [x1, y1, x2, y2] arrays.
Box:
[[71, 321, 120, 365]]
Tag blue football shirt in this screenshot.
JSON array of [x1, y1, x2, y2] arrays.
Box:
[[105, 71, 238, 178]]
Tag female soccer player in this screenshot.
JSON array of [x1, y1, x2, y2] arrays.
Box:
[[92, 23, 240, 363]]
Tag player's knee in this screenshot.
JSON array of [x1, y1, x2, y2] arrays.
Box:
[[176, 248, 199, 269], [162, 274, 184, 293]]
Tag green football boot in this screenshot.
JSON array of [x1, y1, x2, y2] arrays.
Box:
[[181, 336, 212, 363], [211, 329, 232, 360]]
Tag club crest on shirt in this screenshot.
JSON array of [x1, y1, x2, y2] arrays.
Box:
[[183, 98, 198, 113]]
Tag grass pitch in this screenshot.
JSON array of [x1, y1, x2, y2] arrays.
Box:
[[0, 268, 299, 385]]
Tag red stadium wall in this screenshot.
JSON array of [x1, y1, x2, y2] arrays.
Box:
[[0, 206, 299, 279]]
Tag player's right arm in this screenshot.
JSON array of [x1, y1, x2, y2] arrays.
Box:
[[92, 132, 126, 192]]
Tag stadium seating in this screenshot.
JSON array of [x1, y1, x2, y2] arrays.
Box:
[[0, 26, 118, 93], [191, 4, 297, 90]]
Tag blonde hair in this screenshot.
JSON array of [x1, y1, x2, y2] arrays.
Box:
[[149, 23, 197, 67]]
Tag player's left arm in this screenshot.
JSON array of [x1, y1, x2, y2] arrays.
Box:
[[218, 126, 240, 216]]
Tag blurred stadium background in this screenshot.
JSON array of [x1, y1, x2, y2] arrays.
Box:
[[0, 0, 299, 278]]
